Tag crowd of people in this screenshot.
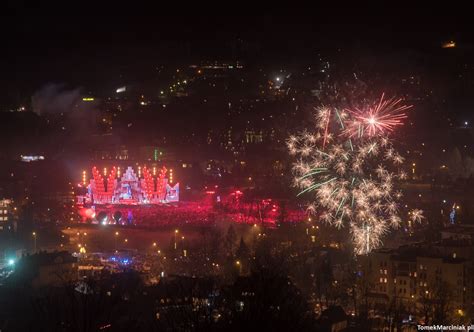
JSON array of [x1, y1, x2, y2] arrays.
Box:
[[92, 201, 217, 227], [81, 195, 307, 227]]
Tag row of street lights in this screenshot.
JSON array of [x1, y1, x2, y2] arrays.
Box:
[[55, 228, 189, 255]]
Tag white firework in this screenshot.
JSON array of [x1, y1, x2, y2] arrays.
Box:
[[288, 103, 412, 254]]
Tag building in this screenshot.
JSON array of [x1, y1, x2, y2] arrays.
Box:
[[0, 199, 15, 232], [317, 306, 348, 332], [361, 240, 472, 322], [13, 251, 78, 288]]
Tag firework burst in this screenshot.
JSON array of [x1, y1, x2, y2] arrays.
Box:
[[288, 96, 415, 255], [409, 209, 425, 223], [344, 93, 411, 138]]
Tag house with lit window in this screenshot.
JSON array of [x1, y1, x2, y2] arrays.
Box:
[[0, 199, 14, 232]]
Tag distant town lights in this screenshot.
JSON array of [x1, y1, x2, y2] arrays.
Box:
[[20, 155, 45, 162]]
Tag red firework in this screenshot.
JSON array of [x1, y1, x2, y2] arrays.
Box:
[[344, 93, 411, 138]]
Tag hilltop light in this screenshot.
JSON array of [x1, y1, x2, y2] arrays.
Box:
[[442, 41, 456, 48]]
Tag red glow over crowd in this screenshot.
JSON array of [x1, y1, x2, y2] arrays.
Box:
[[77, 190, 307, 227]]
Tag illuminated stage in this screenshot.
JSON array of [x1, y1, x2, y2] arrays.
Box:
[[77, 166, 179, 206]]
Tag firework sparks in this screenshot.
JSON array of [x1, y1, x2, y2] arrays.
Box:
[[409, 209, 425, 223], [344, 93, 411, 138], [289, 95, 413, 254]]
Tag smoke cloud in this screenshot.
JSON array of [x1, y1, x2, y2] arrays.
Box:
[[31, 83, 85, 115]]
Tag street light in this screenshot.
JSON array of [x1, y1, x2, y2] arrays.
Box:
[[82, 232, 88, 248], [174, 229, 179, 249], [114, 231, 119, 251], [32, 232, 37, 253], [181, 236, 186, 256], [236, 260, 242, 275]]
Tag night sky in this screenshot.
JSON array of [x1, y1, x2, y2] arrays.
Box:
[[1, 4, 473, 107]]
